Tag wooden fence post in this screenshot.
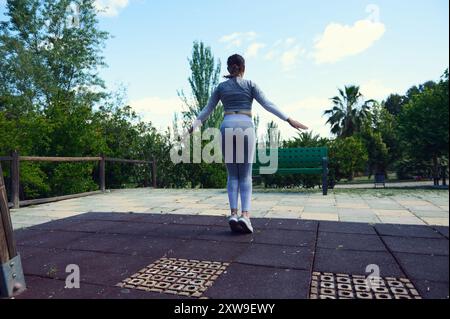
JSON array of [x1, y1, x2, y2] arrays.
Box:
[[11, 151, 20, 209], [152, 158, 157, 188], [0, 163, 26, 297], [99, 154, 106, 192]]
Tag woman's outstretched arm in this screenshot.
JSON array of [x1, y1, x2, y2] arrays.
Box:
[[188, 87, 220, 133], [252, 82, 308, 131]]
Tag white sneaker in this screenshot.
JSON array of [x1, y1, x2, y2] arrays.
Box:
[[238, 216, 254, 234], [228, 215, 242, 233]]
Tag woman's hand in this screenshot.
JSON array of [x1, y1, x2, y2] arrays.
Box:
[[287, 118, 309, 131]]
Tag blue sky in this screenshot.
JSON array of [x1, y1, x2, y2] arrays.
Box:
[[1, 0, 449, 138]]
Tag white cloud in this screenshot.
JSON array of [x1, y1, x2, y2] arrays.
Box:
[[280, 44, 305, 71], [219, 32, 257, 48], [129, 96, 182, 130], [313, 19, 386, 64], [264, 50, 277, 61], [360, 80, 393, 101], [285, 38, 297, 47], [94, 0, 130, 17], [245, 42, 266, 58], [261, 38, 305, 71]]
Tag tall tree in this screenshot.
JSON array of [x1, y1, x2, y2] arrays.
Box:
[[397, 70, 449, 185], [383, 94, 406, 116], [328, 136, 369, 181], [0, 0, 110, 197], [360, 103, 399, 176], [175, 41, 227, 188], [265, 120, 281, 148], [0, 0, 108, 114], [178, 41, 223, 129], [324, 85, 375, 137]]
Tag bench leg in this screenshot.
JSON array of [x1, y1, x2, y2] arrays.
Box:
[[322, 158, 328, 196]]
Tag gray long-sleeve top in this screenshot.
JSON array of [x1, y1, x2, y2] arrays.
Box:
[[194, 77, 289, 126]]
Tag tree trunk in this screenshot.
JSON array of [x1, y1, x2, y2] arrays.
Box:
[[432, 156, 440, 186]]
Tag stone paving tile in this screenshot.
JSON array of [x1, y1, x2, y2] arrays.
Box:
[[200, 209, 230, 217], [10, 189, 450, 229], [302, 206, 338, 214], [251, 201, 279, 209], [249, 211, 269, 218], [183, 203, 216, 209], [303, 202, 335, 208], [377, 216, 427, 225], [44, 211, 86, 218], [143, 207, 174, 214], [373, 209, 415, 217], [339, 214, 380, 224], [277, 200, 309, 206], [266, 211, 301, 219], [168, 209, 200, 215], [412, 211, 449, 218], [396, 200, 431, 206], [367, 202, 405, 209], [421, 218, 449, 227], [409, 206, 445, 213], [336, 203, 370, 209], [268, 205, 303, 212], [301, 213, 339, 222], [338, 208, 375, 215], [11, 214, 54, 224], [13, 223, 39, 230]]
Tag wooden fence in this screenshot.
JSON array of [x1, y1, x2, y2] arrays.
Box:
[[0, 151, 157, 209]]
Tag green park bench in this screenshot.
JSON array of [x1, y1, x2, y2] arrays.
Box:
[[252, 147, 329, 195]]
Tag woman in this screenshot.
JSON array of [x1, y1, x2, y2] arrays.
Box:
[[188, 54, 308, 234]]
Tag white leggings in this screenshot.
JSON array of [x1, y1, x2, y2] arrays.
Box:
[[220, 115, 256, 212]]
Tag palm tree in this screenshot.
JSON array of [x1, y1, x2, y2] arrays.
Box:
[[324, 85, 374, 137], [283, 131, 328, 148]]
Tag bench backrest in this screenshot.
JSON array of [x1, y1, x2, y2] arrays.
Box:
[[254, 147, 328, 168]]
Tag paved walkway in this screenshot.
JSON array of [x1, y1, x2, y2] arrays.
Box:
[[334, 180, 438, 189], [14, 213, 449, 299], [11, 188, 449, 230]]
